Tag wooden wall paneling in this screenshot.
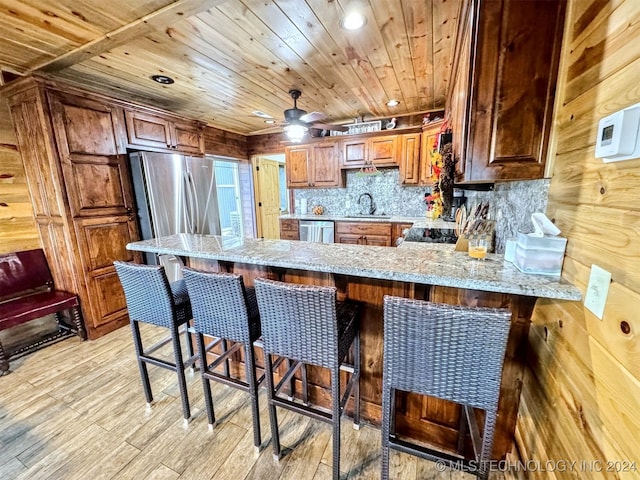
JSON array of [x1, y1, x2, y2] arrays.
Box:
[[246, 133, 285, 157], [563, 0, 640, 105], [589, 337, 640, 467], [0, 98, 39, 252], [203, 126, 248, 160], [525, 319, 633, 471], [546, 202, 640, 294], [553, 56, 640, 156], [518, 0, 640, 469], [549, 146, 640, 210], [558, 257, 640, 380]]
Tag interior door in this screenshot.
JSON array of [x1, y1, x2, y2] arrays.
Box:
[[254, 157, 281, 239]]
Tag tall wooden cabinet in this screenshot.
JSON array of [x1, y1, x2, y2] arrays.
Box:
[[448, 0, 566, 183], [6, 78, 141, 339]]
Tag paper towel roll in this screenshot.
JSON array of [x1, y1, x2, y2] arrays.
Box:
[[300, 198, 308, 214]]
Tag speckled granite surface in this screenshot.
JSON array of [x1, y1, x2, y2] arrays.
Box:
[[127, 234, 581, 301], [292, 172, 552, 254], [280, 213, 457, 229]]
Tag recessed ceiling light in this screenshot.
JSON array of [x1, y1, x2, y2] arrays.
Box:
[[387, 99, 400, 107], [341, 11, 366, 30], [252, 110, 273, 119], [264, 120, 276, 124], [151, 75, 174, 85]]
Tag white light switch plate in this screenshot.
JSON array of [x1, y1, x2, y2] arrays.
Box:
[[584, 264, 611, 320]]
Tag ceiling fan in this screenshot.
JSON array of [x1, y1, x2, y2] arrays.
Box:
[[281, 89, 347, 142]]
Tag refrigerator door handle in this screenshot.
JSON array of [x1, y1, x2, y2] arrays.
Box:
[[183, 171, 196, 234], [188, 171, 201, 234]]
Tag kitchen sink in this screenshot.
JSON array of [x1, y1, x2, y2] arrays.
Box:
[[343, 215, 392, 219]]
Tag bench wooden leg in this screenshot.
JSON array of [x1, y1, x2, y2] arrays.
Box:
[[0, 340, 9, 375], [71, 306, 87, 340]]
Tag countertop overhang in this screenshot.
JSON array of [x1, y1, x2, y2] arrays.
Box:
[[127, 234, 582, 301]]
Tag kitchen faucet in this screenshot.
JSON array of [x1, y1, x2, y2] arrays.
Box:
[[357, 192, 376, 215]]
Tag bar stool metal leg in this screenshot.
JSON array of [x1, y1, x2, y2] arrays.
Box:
[[331, 367, 341, 479], [245, 340, 262, 448], [264, 352, 282, 460], [197, 332, 216, 427], [130, 320, 153, 406], [171, 322, 191, 422]]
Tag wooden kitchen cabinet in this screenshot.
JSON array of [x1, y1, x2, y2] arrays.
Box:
[[341, 134, 399, 168], [448, 0, 565, 183], [6, 78, 142, 339], [125, 109, 204, 155], [279, 218, 300, 240], [398, 133, 421, 185], [285, 141, 343, 188], [392, 222, 413, 246], [399, 122, 445, 186], [335, 221, 392, 246]]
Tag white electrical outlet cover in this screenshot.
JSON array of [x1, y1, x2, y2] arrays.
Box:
[[584, 264, 612, 320]]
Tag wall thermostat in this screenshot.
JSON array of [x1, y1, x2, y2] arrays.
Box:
[[595, 102, 640, 162]]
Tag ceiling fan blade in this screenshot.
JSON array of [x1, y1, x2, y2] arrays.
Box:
[[299, 111, 326, 123], [311, 122, 348, 132]]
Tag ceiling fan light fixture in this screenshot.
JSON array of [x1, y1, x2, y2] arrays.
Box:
[[284, 124, 308, 143], [341, 10, 366, 30], [386, 99, 400, 107]]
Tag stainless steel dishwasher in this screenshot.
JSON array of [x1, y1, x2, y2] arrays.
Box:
[[299, 220, 335, 243]]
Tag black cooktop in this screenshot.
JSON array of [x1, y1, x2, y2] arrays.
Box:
[[403, 227, 458, 244]]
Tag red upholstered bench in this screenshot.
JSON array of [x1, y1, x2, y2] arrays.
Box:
[[0, 249, 86, 374]]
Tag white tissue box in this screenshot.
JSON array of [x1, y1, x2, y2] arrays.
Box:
[[514, 232, 567, 276]]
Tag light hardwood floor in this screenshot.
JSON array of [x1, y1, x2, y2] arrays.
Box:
[[0, 322, 517, 480]]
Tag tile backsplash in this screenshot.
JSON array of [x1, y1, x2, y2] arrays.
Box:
[[293, 169, 551, 253], [293, 169, 427, 217]]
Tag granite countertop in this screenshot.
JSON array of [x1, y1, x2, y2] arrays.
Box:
[[127, 234, 582, 301], [280, 213, 457, 228]]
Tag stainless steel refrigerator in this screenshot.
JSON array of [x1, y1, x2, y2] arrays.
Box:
[[129, 151, 221, 272]]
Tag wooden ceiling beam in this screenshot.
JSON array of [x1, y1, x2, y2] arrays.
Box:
[[28, 0, 227, 74]]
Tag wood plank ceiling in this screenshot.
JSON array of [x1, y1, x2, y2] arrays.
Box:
[[0, 0, 461, 135]]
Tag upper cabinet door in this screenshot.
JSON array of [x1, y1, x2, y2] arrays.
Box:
[[172, 120, 204, 155], [369, 135, 399, 166], [125, 110, 172, 150], [399, 133, 421, 185], [285, 146, 312, 188], [341, 139, 367, 167], [312, 142, 342, 187], [449, 0, 565, 183], [48, 91, 135, 218], [125, 110, 204, 155]]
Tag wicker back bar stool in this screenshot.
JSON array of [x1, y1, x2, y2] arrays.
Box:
[[381, 296, 512, 480], [182, 268, 263, 448], [254, 278, 361, 480], [114, 261, 197, 423]]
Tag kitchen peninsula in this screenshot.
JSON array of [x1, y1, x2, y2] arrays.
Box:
[[127, 234, 580, 459]]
